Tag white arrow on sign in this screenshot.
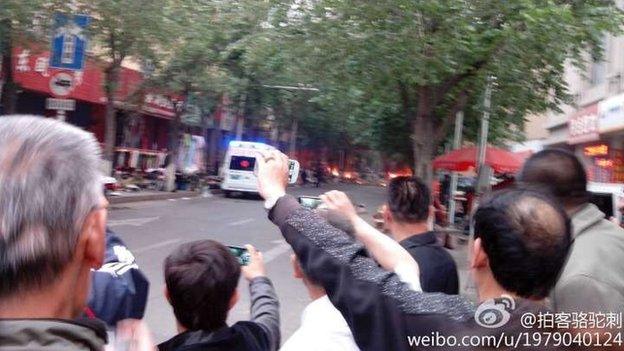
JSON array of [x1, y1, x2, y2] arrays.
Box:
[[108, 216, 159, 227]]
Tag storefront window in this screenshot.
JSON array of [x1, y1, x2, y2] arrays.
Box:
[[585, 144, 624, 183]]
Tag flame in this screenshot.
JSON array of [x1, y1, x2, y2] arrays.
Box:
[[331, 168, 340, 177], [387, 168, 412, 179]]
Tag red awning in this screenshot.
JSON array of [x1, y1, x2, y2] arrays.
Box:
[[432, 146, 525, 174]]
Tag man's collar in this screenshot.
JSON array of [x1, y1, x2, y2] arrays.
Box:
[[399, 231, 438, 247]]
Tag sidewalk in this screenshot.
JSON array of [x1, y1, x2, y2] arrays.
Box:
[[108, 190, 201, 204]]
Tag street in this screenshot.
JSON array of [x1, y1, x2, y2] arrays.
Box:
[[108, 183, 393, 343]]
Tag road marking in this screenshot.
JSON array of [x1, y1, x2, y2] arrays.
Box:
[[181, 197, 191, 200], [229, 218, 255, 226], [262, 241, 291, 263], [168, 199, 177, 202], [134, 239, 181, 254], [108, 216, 160, 227]]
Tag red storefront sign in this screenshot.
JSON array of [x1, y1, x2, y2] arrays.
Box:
[[568, 103, 599, 145], [5, 47, 176, 119]]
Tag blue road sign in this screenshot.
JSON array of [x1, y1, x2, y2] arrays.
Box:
[[50, 13, 90, 71]]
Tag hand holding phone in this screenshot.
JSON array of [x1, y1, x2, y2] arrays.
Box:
[[253, 152, 299, 184], [228, 245, 251, 266], [240, 245, 266, 281], [288, 159, 300, 184], [298, 196, 324, 209]]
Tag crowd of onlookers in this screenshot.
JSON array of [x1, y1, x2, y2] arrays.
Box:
[[1, 115, 623, 350]]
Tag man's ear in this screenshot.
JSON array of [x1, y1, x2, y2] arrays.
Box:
[[228, 289, 240, 311], [470, 237, 489, 269], [291, 254, 304, 279], [383, 205, 393, 224], [164, 286, 171, 304], [79, 204, 107, 270]]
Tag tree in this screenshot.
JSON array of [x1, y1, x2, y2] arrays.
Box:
[[75, 1, 170, 170], [146, 0, 271, 188], [258, 0, 624, 183], [0, 1, 66, 114]]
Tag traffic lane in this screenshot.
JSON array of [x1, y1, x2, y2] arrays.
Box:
[[109, 195, 308, 342], [108, 184, 388, 343]]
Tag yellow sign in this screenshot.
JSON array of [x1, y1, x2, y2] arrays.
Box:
[[584, 144, 609, 157]]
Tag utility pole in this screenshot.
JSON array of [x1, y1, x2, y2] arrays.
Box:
[[476, 76, 493, 173], [475, 76, 494, 197], [447, 111, 463, 226], [470, 76, 494, 237]]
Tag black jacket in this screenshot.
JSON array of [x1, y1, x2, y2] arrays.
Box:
[[158, 277, 280, 351], [269, 195, 563, 351], [400, 231, 459, 294]]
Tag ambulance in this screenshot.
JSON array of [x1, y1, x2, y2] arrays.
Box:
[[220, 141, 299, 197]]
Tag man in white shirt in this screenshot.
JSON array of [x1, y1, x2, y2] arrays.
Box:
[[281, 196, 422, 351], [281, 254, 360, 351]]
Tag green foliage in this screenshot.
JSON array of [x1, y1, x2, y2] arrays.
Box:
[[248, 0, 624, 173], [0, 0, 66, 55], [77, 0, 170, 65]]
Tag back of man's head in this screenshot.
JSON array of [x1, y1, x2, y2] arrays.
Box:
[[0, 116, 102, 298], [518, 148, 589, 208], [164, 240, 241, 331], [474, 188, 571, 299], [387, 176, 430, 223]]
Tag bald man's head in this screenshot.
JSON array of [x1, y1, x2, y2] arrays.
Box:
[[474, 188, 571, 299], [518, 149, 589, 208]]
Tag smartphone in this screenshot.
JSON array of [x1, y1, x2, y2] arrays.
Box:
[[252, 155, 299, 185], [298, 196, 323, 209], [228, 246, 251, 266], [288, 159, 300, 184]]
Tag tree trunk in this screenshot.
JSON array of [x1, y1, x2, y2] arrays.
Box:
[[207, 127, 219, 175], [235, 93, 246, 140], [103, 64, 120, 174], [166, 92, 188, 191], [412, 113, 436, 185], [1, 21, 18, 115], [411, 87, 436, 184], [289, 117, 298, 158]]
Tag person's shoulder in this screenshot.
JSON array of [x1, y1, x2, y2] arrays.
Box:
[[230, 321, 272, 347], [567, 218, 624, 267]]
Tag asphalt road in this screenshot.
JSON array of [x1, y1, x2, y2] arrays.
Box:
[[108, 183, 390, 344]]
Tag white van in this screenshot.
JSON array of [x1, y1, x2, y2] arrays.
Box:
[[220, 141, 277, 196]]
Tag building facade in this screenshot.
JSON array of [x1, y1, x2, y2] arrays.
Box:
[[541, 33, 624, 189]]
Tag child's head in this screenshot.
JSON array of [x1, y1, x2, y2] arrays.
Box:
[[164, 240, 241, 331]]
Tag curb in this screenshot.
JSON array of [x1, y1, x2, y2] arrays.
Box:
[[108, 188, 225, 204], [108, 191, 199, 204]]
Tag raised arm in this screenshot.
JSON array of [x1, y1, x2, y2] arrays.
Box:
[[256, 151, 474, 351], [321, 190, 422, 292]]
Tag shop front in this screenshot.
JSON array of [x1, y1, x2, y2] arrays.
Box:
[[114, 93, 176, 171], [7, 46, 107, 134], [567, 97, 624, 187]]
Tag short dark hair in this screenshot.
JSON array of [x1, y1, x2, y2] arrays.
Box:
[[164, 240, 241, 331], [474, 188, 571, 299], [518, 148, 589, 207], [387, 176, 430, 223]]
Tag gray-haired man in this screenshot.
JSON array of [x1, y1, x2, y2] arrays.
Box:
[[0, 116, 109, 350]]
